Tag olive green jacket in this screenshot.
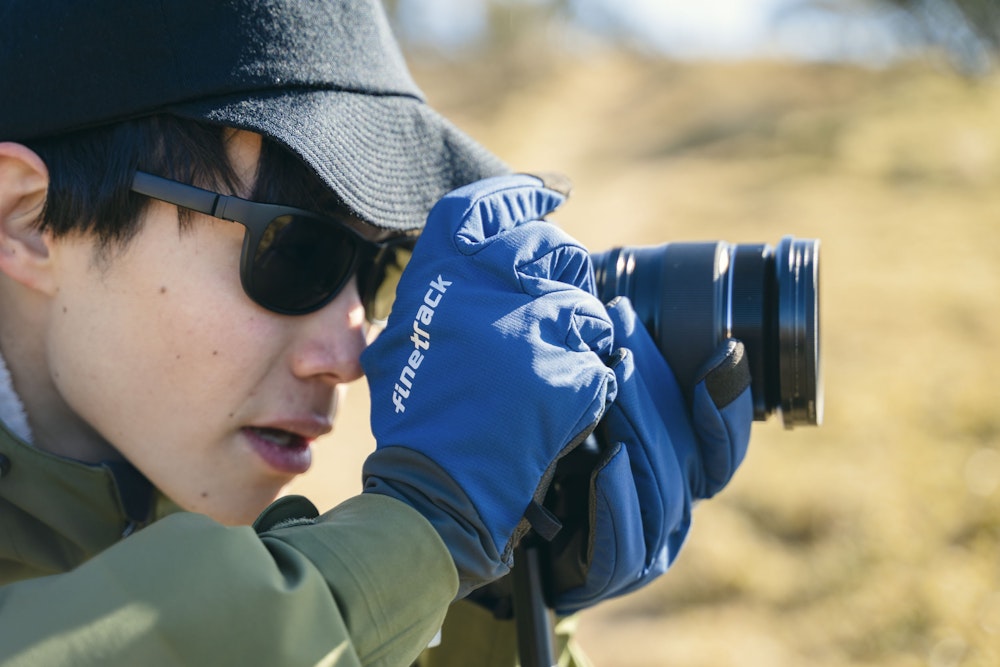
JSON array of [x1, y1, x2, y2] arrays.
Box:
[[0, 424, 589, 666]]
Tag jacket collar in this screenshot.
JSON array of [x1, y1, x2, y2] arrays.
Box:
[[0, 426, 158, 581], [0, 351, 161, 582]]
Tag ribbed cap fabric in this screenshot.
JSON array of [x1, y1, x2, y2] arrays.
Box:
[[0, 0, 508, 229]]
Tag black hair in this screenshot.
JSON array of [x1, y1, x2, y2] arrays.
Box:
[[25, 115, 349, 252]]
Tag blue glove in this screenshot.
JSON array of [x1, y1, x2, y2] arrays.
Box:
[[552, 296, 753, 614], [361, 174, 618, 597]]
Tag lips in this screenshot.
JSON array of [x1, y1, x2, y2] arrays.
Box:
[[243, 425, 317, 475], [251, 427, 302, 448]]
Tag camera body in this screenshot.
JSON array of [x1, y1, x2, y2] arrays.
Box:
[[592, 236, 822, 428]]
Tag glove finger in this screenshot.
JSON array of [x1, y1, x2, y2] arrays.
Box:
[[414, 172, 600, 299], [691, 339, 753, 497], [516, 235, 596, 296], [554, 442, 644, 615], [604, 297, 686, 414], [599, 350, 689, 565], [424, 174, 567, 249], [606, 295, 715, 495], [499, 287, 616, 405], [563, 292, 616, 361]]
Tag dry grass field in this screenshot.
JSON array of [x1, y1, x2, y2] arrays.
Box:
[[290, 52, 1000, 666]]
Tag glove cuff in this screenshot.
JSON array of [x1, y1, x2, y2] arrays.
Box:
[[363, 447, 506, 599]]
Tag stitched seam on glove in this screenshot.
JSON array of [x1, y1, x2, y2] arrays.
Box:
[[586, 441, 624, 572]]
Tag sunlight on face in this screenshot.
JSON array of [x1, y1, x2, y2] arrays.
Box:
[[41, 131, 368, 524]]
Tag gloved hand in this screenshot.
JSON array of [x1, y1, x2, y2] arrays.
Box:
[[551, 296, 753, 614], [361, 174, 618, 598]]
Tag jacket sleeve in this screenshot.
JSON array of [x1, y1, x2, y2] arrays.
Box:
[[0, 494, 457, 667]]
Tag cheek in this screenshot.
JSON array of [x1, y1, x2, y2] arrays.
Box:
[[47, 218, 286, 450]]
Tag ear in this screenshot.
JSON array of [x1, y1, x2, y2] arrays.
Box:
[[0, 143, 57, 294]]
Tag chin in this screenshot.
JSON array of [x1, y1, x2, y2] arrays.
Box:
[[183, 488, 284, 527]]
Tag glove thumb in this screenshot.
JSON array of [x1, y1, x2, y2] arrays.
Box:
[[690, 339, 753, 497]]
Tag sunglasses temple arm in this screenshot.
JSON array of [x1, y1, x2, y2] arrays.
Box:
[[131, 172, 223, 218]]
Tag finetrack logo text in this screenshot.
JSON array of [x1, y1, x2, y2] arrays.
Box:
[[392, 275, 452, 413]]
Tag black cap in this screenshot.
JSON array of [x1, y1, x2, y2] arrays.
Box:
[[0, 0, 509, 230]]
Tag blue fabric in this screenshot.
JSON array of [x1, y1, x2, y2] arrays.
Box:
[[361, 174, 618, 593], [553, 297, 753, 614]]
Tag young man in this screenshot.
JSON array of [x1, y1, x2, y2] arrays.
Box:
[[0, 2, 754, 665]]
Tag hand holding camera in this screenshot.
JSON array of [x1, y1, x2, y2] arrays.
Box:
[[361, 174, 617, 597], [362, 173, 822, 616], [552, 296, 752, 614]]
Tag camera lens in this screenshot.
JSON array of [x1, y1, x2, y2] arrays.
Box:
[[592, 236, 821, 428]]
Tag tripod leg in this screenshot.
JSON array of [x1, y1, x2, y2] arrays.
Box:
[[512, 544, 557, 667]]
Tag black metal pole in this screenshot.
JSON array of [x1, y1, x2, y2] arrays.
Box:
[[512, 543, 557, 667]]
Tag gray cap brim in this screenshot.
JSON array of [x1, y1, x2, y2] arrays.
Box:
[[173, 89, 509, 232]]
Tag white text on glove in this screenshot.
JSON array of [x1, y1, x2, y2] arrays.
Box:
[[392, 275, 452, 414]]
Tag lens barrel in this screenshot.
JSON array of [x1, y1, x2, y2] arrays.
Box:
[[593, 236, 821, 428]]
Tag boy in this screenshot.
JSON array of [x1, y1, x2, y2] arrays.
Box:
[[0, 2, 753, 665]]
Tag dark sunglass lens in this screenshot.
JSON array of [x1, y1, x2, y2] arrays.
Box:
[[360, 244, 412, 324], [250, 214, 357, 313]]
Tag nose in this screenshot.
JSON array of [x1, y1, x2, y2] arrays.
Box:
[[288, 278, 367, 385]]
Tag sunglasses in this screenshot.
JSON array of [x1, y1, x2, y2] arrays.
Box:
[[131, 171, 413, 322]]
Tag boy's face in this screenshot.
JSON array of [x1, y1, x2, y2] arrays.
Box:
[[42, 131, 368, 524]]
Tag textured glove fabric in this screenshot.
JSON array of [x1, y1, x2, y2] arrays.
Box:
[[361, 174, 618, 597], [553, 296, 753, 614]]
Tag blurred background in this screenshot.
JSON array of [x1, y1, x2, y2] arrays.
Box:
[[289, 1, 1000, 665]]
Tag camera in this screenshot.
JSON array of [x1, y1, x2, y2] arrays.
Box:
[[592, 236, 822, 428]]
